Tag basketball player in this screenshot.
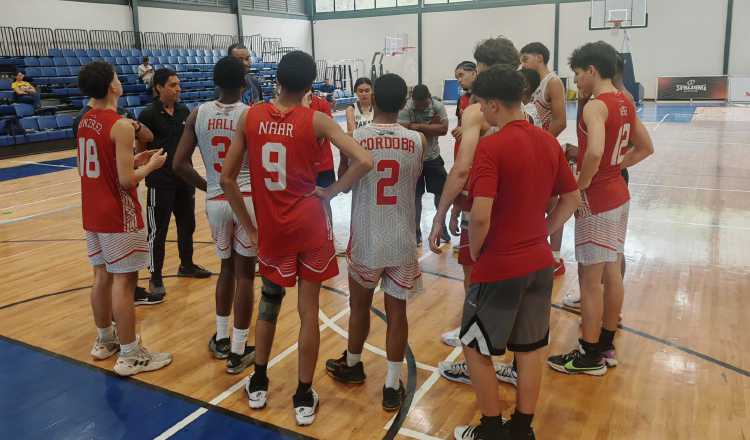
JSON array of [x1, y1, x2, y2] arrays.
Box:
[[548, 42, 653, 375], [430, 37, 523, 387], [519, 68, 541, 126], [345, 77, 374, 134], [453, 65, 580, 440], [520, 42, 568, 276], [325, 73, 426, 412], [78, 61, 172, 376], [221, 50, 373, 426], [172, 57, 256, 374]]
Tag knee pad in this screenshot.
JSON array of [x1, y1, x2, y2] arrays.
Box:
[[259, 278, 285, 323]]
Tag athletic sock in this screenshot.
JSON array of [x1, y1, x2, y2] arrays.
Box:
[[97, 325, 115, 342], [580, 338, 601, 357], [509, 410, 534, 439], [216, 315, 230, 341], [479, 415, 503, 438], [385, 361, 401, 389], [120, 339, 139, 356], [231, 327, 249, 355], [599, 328, 616, 350], [346, 350, 362, 367], [254, 363, 268, 382]]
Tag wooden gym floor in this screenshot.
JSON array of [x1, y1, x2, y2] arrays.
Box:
[[0, 103, 748, 440]]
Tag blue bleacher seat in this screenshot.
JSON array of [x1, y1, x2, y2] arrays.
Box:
[[38, 57, 53, 67], [13, 134, 27, 144], [56, 114, 74, 128], [78, 57, 91, 66], [42, 67, 56, 77], [175, 65, 186, 73], [166, 56, 177, 64], [0, 105, 15, 116], [131, 106, 145, 119], [55, 67, 70, 76], [99, 49, 112, 57], [86, 49, 99, 57], [0, 135, 12, 147], [37, 116, 65, 139], [65, 57, 80, 66], [53, 57, 67, 67], [185, 49, 195, 57], [115, 66, 125, 75], [167, 49, 177, 57], [176, 56, 185, 65], [111, 49, 122, 57], [49, 48, 63, 57], [0, 90, 13, 101], [212, 56, 220, 64], [115, 57, 127, 65], [102, 57, 114, 64], [21, 117, 49, 142], [132, 49, 142, 57], [12, 103, 35, 117], [24, 67, 41, 78], [117, 97, 126, 108], [24, 57, 39, 67], [70, 66, 81, 75], [62, 49, 76, 57], [65, 87, 80, 95], [126, 57, 138, 65], [142, 49, 152, 57], [75, 49, 87, 58], [126, 96, 140, 107]]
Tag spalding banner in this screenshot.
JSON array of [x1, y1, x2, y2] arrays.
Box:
[[657, 76, 728, 101]]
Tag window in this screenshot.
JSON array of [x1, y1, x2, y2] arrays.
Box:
[[376, 0, 396, 6], [334, 0, 355, 11], [357, 0, 375, 9], [397, 0, 418, 5], [316, 0, 334, 12]]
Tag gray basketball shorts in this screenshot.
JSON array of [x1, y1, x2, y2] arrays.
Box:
[[460, 267, 554, 356]]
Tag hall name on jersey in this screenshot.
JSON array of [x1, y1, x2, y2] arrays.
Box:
[[360, 136, 416, 153], [258, 121, 294, 137], [207, 118, 237, 131]]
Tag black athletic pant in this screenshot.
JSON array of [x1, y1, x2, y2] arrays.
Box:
[[415, 155, 448, 235], [147, 184, 196, 281]]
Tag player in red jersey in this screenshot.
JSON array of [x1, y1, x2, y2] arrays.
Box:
[[221, 50, 372, 426], [77, 61, 171, 376], [548, 42, 653, 376]]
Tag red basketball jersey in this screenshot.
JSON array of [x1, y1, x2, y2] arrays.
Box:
[[310, 95, 334, 173], [245, 103, 330, 256], [453, 94, 474, 212], [78, 108, 144, 233], [576, 91, 634, 214]]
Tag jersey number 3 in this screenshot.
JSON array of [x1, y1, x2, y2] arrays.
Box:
[[77, 138, 100, 178], [262, 142, 287, 191], [376, 160, 400, 205], [211, 136, 231, 173]]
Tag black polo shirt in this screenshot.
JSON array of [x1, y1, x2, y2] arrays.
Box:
[[138, 99, 190, 189]]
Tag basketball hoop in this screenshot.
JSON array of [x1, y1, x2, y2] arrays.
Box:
[[609, 19, 623, 35]]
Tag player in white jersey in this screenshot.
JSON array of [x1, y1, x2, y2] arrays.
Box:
[[346, 77, 374, 134], [521, 42, 568, 276], [326, 74, 426, 412], [173, 57, 256, 374]]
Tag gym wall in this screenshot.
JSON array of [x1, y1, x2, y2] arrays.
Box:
[[1, 0, 133, 30]]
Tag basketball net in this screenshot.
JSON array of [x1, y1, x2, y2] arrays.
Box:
[[609, 20, 632, 53]]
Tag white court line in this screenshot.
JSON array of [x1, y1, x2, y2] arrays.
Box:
[[396, 427, 445, 440], [654, 113, 670, 131], [629, 182, 750, 193], [154, 307, 351, 440], [0, 203, 79, 225], [630, 216, 750, 231], [7, 160, 76, 168], [0, 178, 79, 197], [0, 192, 80, 211]]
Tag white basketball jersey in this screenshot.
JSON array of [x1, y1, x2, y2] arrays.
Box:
[[350, 123, 423, 268], [531, 71, 559, 132], [195, 100, 250, 199], [353, 102, 374, 129]]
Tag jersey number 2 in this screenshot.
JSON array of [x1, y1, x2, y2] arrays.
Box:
[[211, 136, 231, 173], [77, 138, 100, 178], [611, 123, 631, 166], [376, 160, 400, 205], [262, 142, 287, 191]]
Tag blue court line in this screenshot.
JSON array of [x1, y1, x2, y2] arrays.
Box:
[[0, 157, 77, 182], [0, 336, 311, 440]]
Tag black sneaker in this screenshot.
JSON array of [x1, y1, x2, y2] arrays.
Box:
[[208, 334, 230, 360], [502, 419, 536, 440], [227, 346, 256, 374], [547, 347, 607, 376], [134, 286, 165, 306], [382, 380, 405, 412], [177, 264, 212, 278], [245, 372, 269, 409], [325, 351, 366, 384], [454, 424, 509, 440]]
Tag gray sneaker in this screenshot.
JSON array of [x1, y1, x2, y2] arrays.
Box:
[[114, 339, 172, 376], [226, 346, 255, 374]]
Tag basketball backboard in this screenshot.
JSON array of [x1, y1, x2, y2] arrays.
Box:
[[590, 0, 648, 30]]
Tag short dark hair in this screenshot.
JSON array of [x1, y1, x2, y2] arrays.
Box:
[[520, 42, 550, 64], [227, 43, 247, 55], [519, 67, 541, 96], [474, 36, 520, 69], [213, 56, 246, 91], [569, 41, 618, 79], [373, 73, 407, 114], [455, 60, 476, 72], [472, 65, 525, 108], [78, 61, 115, 99], [277, 51, 317, 93], [142, 56, 149, 63], [153, 68, 177, 89], [412, 84, 430, 101], [354, 77, 372, 90]]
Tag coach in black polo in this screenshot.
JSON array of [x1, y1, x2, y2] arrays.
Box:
[[139, 68, 210, 295]]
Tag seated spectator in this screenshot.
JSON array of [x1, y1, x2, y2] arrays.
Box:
[[138, 57, 155, 87], [12, 72, 41, 109]]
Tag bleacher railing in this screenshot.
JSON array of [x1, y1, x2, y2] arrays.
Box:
[[0, 27, 280, 57]]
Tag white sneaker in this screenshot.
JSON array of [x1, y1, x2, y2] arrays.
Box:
[[441, 327, 461, 347], [91, 337, 119, 360], [245, 373, 269, 409], [494, 362, 518, 387], [293, 388, 319, 426], [563, 293, 581, 310], [113, 340, 172, 376]]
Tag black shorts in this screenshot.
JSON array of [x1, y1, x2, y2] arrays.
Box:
[[416, 156, 447, 195], [316, 169, 336, 188], [460, 267, 553, 356]]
